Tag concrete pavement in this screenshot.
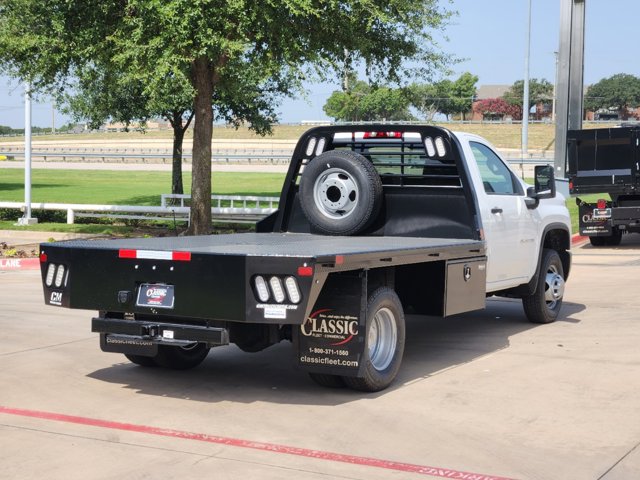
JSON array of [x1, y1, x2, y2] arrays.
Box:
[[1, 237, 639, 479]]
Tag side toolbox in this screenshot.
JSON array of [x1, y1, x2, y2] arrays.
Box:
[[444, 258, 486, 316]]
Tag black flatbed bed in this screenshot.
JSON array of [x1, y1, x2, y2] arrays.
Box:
[[53, 232, 485, 268]]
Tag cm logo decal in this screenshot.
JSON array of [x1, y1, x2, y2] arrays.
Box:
[[50, 291, 63, 306]]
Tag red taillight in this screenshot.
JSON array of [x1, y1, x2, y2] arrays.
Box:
[[39, 253, 48, 263], [597, 199, 607, 209], [568, 181, 574, 192], [172, 251, 191, 262], [363, 131, 402, 139], [298, 266, 313, 277]]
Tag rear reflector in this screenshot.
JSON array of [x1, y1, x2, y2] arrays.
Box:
[[119, 249, 191, 261], [297, 266, 313, 277]]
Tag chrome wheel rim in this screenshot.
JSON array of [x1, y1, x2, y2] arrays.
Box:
[[313, 168, 359, 219], [544, 264, 565, 310], [368, 307, 397, 371]]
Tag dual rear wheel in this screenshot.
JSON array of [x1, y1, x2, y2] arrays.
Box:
[[308, 287, 406, 392], [125, 343, 210, 370]]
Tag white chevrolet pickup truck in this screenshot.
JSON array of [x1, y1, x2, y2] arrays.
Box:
[[40, 125, 571, 391]]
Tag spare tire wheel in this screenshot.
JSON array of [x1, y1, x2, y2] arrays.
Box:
[[299, 150, 382, 235]]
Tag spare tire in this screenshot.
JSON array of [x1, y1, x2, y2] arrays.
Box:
[[299, 150, 382, 235]]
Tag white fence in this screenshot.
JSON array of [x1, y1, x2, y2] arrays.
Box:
[[0, 195, 279, 225]]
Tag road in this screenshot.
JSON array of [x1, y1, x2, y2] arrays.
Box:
[[1, 238, 639, 480]]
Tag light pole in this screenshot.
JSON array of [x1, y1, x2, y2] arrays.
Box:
[[17, 82, 37, 226], [552, 51, 559, 123], [522, 0, 533, 159]]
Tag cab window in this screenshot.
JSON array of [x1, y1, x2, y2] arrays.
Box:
[[470, 142, 522, 195]]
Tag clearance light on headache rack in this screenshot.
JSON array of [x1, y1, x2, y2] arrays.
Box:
[[434, 136, 447, 157], [424, 137, 436, 157], [306, 137, 317, 156], [118, 249, 191, 261], [363, 131, 402, 139]]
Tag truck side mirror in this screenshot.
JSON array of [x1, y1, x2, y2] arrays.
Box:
[[534, 164, 556, 199], [525, 165, 556, 209]]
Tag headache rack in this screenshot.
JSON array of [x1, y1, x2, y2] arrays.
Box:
[[293, 126, 463, 188]]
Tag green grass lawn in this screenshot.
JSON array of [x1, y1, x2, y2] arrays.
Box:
[[0, 169, 285, 205]]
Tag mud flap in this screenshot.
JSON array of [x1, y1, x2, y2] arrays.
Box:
[[579, 203, 612, 236], [294, 272, 366, 377]]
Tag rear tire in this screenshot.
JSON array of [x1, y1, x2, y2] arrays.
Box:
[[605, 228, 622, 246], [308, 373, 346, 388], [125, 354, 157, 367], [589, 236, 606, 247], [343, 287, 405, 392], [154, 343, 210, 370], [523, 249, 565, 324]]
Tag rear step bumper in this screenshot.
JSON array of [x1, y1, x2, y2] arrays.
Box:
[[92, 317, 230, 352]]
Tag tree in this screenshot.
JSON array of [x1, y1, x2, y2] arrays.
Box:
[[585, 73, 640, 118], [359, 87, 413, 121], [1, 0, 454, 234], [62, 64, 194, 196], [473, 98, 521, 121], [503, 79, 553, 119], [323, 80, 372, 121], [323, 80, 413, 121], [450, 72, 478, 120], [408, 73, 477, 121], [408, 80, 453, 121]]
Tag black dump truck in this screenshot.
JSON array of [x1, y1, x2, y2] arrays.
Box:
[[568, 126, 640, 246], [40, 125, 570, 391]]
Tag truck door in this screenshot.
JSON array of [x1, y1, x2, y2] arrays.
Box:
[[468, 141, 538, 289]]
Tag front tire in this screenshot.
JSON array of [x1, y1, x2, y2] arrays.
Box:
[[523, 249, 565, 324], [343, 287, 405, 392], [154, 343, 210, 370]]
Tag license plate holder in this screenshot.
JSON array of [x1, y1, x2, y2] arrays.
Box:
[[136, 284, 175, 309], [593, 208, 612, 220]]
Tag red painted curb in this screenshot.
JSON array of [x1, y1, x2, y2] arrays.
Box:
[[0, 257, 40, 271], [571, 233, 587, 246], [0, 405, 516, 480]]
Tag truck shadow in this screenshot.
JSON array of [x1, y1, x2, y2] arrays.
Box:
[[87, 298, 586, 406]]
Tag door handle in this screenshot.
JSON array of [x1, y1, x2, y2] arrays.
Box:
[[491, 207, 503, 214]]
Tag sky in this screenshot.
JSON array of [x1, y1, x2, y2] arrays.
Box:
[[1, 0, 640, 129]]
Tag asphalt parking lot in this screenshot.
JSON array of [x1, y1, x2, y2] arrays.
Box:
[[1, 237, 639, 480]]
